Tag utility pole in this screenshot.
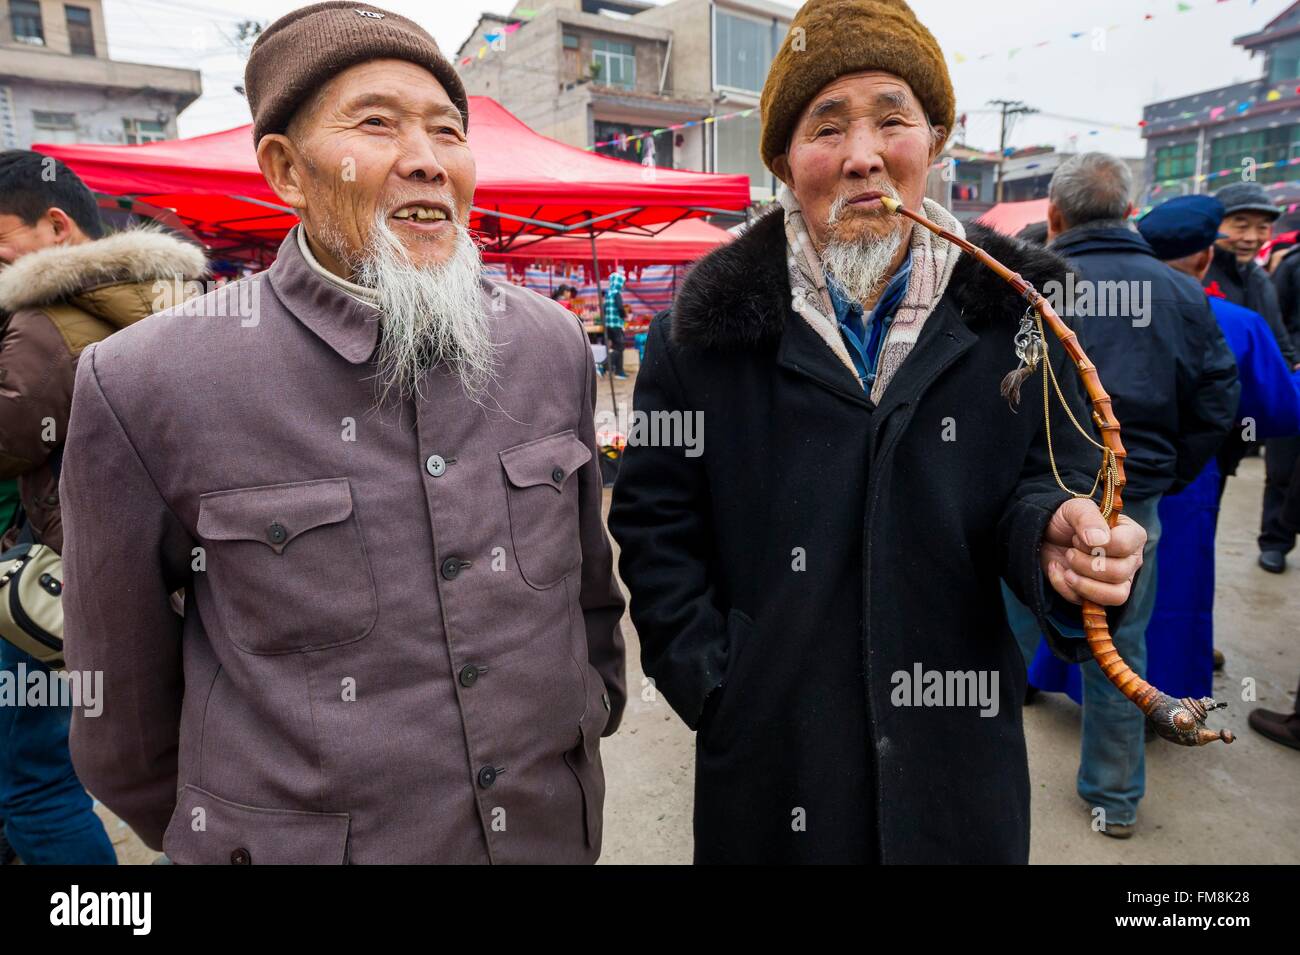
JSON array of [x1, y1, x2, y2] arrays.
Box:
[[989, 99, 1037, 203]]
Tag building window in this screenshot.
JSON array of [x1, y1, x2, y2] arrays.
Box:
[[124, 117, 167, 144], [591, 38, 635, 89], [10, 0, 44, 45], [714, 108, 767, 190], [714, 10, 780, 93], [563, 33, 578, 50], [32, 110, 77, 144], [1208, 125, 1300, 187], [595, 120, 673, 168], [1154, 142, 1198, 182], [65, 5, 95, 56], [1270, 36, 1300, 83]]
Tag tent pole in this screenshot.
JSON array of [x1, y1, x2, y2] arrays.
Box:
[[586, 213, 617, 413]]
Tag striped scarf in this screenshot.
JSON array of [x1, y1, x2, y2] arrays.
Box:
[[779, 182, 965, 403]]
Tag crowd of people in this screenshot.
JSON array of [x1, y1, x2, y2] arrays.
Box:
[[0, 0, 1293, 866], [1004, 167, 1300, 838]]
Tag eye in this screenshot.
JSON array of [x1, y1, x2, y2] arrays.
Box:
[[814, 125, 837, 138], [363, 116, 386, 127]]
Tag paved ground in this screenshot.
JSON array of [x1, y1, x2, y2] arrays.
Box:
[[83, 350, 1300, 864]]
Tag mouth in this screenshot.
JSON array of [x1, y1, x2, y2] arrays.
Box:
[[847, 189, 887, 208], [389, 200, 454, 233]]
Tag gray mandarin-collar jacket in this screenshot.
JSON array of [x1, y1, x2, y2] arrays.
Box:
[[60, 227, 626, 864]]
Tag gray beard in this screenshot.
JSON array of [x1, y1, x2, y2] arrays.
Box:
[[345, 211, 497, 404], [822, 228, 904, 307], [821, 185, 907, 306]]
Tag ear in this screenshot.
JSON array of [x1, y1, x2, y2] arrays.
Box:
[[771, 153, 792, 188], [1046, 202, 1068, 241], [1193, 246, 1214, 274], [929, 126, 948, 162], [256, 133, 309, 210], [45, 207, 82, 244]]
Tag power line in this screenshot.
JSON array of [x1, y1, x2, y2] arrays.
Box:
[[988, 99, 1037, 202]]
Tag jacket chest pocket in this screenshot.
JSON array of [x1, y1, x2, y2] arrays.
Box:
[[196, 478, 378, 654], [499, 431, 591, 590]]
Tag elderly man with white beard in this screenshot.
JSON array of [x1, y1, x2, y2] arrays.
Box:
[[608, 0, 1148, 864], [59, 2, 625, 864]]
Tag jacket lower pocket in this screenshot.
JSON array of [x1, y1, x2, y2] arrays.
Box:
[[163, 784, 351, 864]]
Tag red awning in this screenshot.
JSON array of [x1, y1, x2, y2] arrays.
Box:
[[34, 96, 752, 265], [976, 198, 1049, 236], [483, 215, 734, 270]]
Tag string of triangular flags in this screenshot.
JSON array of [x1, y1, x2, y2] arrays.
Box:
[[1149, 157, 1300, 193], [457, 9, 535, 67], [949, 0, 1263, 65], [586, 108, 757, 154], [1139, 77, 1300, 136]]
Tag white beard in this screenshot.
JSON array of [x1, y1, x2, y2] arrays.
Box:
[[821, 185, 907, 306], [349, 210, 497, 404]]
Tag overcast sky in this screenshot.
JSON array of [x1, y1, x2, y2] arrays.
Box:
[[105, 0, 1296, 158]]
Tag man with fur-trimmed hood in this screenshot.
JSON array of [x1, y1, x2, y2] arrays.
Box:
[[609, 0, 1148, 863], [0, 149, 206, 864]]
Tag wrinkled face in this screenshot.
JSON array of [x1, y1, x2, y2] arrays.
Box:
[[1217, 210, 1273, 263], [775, 71, 941, 251], [263, 58, 476, 272], [0, 210, 75, 267]]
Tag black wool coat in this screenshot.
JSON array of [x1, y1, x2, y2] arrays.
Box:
[[608, 210, 1109, 864]]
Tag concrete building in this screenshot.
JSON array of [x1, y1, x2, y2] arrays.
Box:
[[0, 0, 200, 150], [989, 147, 1141, 205], [998, 146, 1069, 203], [925, 143, 1000, 223], [1141, 0, 1300, 209], [455, 0, 794, 201]]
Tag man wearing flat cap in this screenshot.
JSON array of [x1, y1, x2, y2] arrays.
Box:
[[610, 0, 1146, 863], [1131, 194, 1300, 740], [1202, 182, 1300, 573], [60, 1, 625, 864], [1205, 184, 1295, 349]]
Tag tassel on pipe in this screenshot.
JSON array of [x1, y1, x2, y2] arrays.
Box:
[[879, 196, 1232, 746]]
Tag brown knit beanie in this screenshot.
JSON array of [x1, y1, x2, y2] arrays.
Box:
[[244, 2, 469, 144], [759, 0, 954, 173]]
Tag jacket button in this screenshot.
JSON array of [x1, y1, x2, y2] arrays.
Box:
[[44, 494, 57, 506], [459, 664, 480, 687], [230, 847, 251, 865], [477, 765, 498, 788], [551, 466, 565, 483], [441, 557, 463, 580], [267, 522, 287, 545], [425, 454, 446, 477]]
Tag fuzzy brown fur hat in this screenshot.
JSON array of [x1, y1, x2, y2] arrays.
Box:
[[759, 0, 954, 172]]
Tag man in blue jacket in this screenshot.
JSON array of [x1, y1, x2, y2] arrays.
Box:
[[1004, 153, 1239, 839], [1202, 183, 1300, 574], [1140, 195, 1300, 695]]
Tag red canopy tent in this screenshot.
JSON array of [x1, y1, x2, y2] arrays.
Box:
[[976, 198, 1049, 237], [33, 96, 752, 268], [483, 215, 733, 272]]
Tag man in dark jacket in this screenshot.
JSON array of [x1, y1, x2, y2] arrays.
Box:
[[1203, 184, 1300, 573], [1020, 153, 1237, 838], [1204, 183, 1296, 365], [1258, 220, 1300, 575], [609, 0, 1146, 864], [0, 151, 207, 864]]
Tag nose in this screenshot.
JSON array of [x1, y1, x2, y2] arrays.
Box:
[[392, 127, 449, 186], [840, 122, 887, 180]]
